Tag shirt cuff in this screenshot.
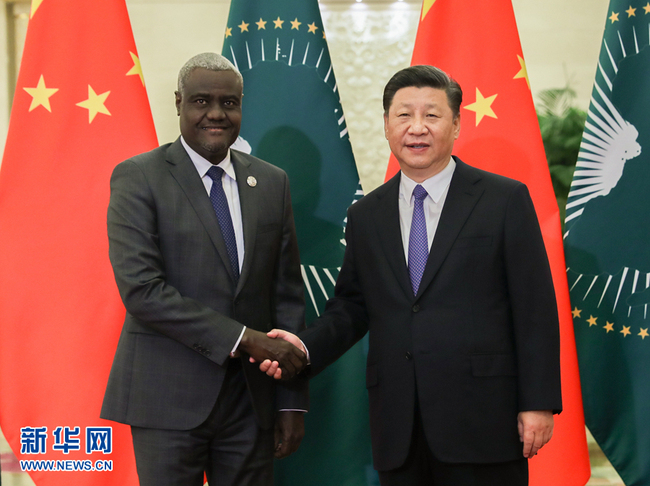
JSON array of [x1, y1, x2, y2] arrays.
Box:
[[230, 326, 246, 357], [299, 338, 310, 364]]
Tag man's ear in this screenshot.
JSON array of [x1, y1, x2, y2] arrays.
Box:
[[453, 113, 461, 140], [383, 113, 389, 140], [174, 91, 182, 116]]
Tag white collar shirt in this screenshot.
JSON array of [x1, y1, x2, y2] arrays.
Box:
[[398, 157, 456, 264], [181, 137, 244, 271]]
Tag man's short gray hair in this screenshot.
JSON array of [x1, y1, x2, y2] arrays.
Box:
[[177, 53, 243, 95]]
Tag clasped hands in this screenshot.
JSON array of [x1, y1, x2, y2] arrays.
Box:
[[238, 328, 306, 380]]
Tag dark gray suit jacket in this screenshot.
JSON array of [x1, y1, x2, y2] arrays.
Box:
[[301, 157, 561, 470], [101, 138, 307, 431]]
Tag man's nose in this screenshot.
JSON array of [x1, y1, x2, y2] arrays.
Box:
[[206, 103, 225, 119], [408, 116, 427, 134]]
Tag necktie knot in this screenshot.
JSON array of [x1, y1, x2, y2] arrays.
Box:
[[413, 184, 428, 202], [207, 165, 224, 182]]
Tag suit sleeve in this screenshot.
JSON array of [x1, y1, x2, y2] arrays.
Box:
[[300, 207, 370, 376], [108, 160, 243, 366], [273, 173, 309, 410], [504, 184, 562, 413]]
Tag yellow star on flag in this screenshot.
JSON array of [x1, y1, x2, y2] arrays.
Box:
[[621, 325, 631, 337], [76, 85, 111, 123], [464, 88, 497, 126], [610, 11, 620, 22], [604, 322, 615, 333], [31, 0, 44, 18], [225, 27, 233, 38], [273, 17, 284, 29], [644, 3, 650, 14], [256, 18, 267, 30], [626, 6, 637, 16], [571, 307, 582, 318], [421, 0, 437, 21], [639, 328, 649, 339], [513, 55, 530, 89], [238, 20, 249, 33], [126, 51, 145, 86], [23, 75, 59, 112], [308, 22, 319, 34], [587, 315, 598, 327], [291, 18, 301, 30]]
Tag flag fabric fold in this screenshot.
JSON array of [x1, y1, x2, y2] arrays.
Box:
[[386, 1, 591, 485], [222, 1, 373, 484], [565, 1, 650, 485], [0, 1, 158, 485]]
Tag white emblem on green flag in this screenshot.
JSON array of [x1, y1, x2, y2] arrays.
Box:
[[565, 2, 650, 484]]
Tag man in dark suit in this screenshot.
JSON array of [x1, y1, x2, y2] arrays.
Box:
[[101, 53, 308, 486], [261, 65, 562, 485]]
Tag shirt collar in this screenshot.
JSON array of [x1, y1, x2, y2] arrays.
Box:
[[399, 157, 456, 204], [180, 136, 237, 182]]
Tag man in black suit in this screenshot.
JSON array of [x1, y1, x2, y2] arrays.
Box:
[[101, 53, 308, 486], [261, 65, 562, 485]]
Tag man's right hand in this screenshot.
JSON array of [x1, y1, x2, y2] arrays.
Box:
[[255, 329, 305, 380], [238, 328, 306, 380]]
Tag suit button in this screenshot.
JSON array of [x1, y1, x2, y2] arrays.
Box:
[[405, 352, 413, 360], [412, 305, 420, 312]]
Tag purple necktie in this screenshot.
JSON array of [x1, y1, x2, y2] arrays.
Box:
[[207, 166, 239, 283], [408, 184, 429, 296]]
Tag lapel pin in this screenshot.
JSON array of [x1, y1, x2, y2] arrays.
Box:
[[247, 176, 257, 187]]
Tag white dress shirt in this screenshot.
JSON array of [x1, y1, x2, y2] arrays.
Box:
[[398, 157, 456, 263], [181, 137, 246, 353], [181, 137, 245, 270]]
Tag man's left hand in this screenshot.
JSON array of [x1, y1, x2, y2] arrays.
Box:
[[517, 410, 554, 458], [274, 411, 305, 459]]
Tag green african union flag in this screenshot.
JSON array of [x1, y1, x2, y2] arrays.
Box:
[[222, 1, 375, 485], [564, 1, 650, 484]]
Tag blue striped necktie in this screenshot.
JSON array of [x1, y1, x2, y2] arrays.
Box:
[[207, 166, 239, 283]]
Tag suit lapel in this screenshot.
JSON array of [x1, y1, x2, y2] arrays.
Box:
[[231, 150, 258, 296], [416, 158, 484, 299], [372, 173, 414, 301], [165, 138, 238, 284]]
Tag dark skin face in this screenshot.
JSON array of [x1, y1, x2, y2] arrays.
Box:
[[175, 68, 243, 165]]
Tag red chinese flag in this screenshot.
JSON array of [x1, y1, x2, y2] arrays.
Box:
[[0, 1, 157, 485], [386, 1, 590, 484]]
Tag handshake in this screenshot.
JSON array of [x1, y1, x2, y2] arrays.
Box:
[[238, 328, 306, 380]]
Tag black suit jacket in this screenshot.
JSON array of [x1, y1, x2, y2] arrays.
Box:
[[101, 138, 308, 431], [301, 157, 561, 470]]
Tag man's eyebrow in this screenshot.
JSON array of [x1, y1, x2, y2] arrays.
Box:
[[393, 101, 441, 109]]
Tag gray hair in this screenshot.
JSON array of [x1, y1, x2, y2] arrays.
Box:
[[177, 52, 243, 95]]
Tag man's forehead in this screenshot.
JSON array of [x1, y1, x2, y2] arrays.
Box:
[[394, 86, 446, 97], [186, 69, 242, 89], [391, 87, 448, 106]]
